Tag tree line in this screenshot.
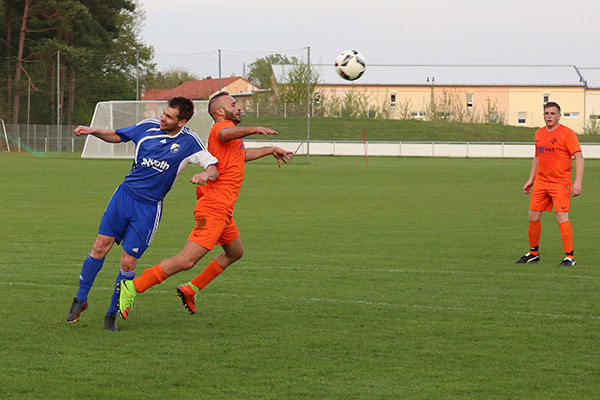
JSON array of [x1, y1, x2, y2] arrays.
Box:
[[1, 0, 153, 125]]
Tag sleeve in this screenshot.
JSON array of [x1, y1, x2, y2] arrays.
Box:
[[115, 120, 157, 143], [187, 149, 218, 169], [566, 130, 582, 155]]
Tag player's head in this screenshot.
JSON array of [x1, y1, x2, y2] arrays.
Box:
[[544, 101, 561, 113], [160, 97, 194, 134], [543, 101, 561, 129], [208, 91, 242, 124], [168, 96, 195, 122]]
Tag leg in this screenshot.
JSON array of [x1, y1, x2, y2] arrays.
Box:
[[516, 210, 542, 264], [67, 234, 115, 323], [76, 234, 115, 302], [177, 237, 244, 315], [105, 250, 139, 330], [555, 211, 575, 265], [527, 209, 543, 253]]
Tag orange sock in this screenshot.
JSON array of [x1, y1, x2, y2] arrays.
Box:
[[528, 220, 541, 255], [189, 260, 224, 292], [133, 264, 168, 293], [559, 220, 574, 258]]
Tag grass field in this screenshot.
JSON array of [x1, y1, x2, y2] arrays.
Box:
[[1, 153, 599, 399], [241, 116, 600, 143]]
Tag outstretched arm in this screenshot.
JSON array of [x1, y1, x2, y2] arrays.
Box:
[[74, 125, 122, 143], [219, 126, 278, 141], [245, 146, 293, 168]]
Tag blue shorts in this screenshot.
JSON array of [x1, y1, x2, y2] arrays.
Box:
[[98, 186, 162, 259]]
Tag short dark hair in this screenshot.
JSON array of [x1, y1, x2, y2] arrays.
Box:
[[168, 97, 194, 122], [208, 91, 231, 118], [544, 101, 561, 113]]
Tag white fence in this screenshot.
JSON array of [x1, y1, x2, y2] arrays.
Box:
[[244, 140, 600, 159]]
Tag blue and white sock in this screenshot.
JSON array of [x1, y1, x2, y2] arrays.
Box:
[[106, 269, 136, 316], [75, 254, 104, 302]]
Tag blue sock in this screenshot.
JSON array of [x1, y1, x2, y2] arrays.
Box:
[[107, 269, 136, 316], [76, 255, 105, 302]]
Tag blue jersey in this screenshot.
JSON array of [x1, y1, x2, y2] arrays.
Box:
[[115, 119, 218, 203]]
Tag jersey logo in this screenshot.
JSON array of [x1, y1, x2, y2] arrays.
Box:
[[160, 139, 167, 144], [170, 143, 180, 153], [141, 157, 170, 172], [132, 248, 139, 253]]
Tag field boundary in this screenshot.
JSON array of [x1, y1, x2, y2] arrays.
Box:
[[245, 140, 600, 158]]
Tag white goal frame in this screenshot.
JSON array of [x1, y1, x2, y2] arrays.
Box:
[[81, 100, 212, 159], [0, 118, 10, 152]]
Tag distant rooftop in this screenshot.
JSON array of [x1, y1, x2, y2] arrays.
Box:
[[273, 64, 588, 87], [578, 67, 600, 89]]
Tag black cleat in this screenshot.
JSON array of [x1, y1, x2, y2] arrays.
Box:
[[559, 257, 576, 267], [66, 297, 88, 323], [104, 313, 119, 331], [516, 252, 540, 264]]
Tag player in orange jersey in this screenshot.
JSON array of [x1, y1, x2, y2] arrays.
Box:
[[516, 102, 584, 266], [118, 91, 293, 318]]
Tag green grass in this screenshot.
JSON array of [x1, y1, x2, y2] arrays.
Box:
[[242, 116, 600, 143], [1, 153, 599, 399]]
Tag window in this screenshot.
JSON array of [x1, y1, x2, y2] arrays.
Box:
[[390, 94, 397, 108], [410, 111, 427, 119], [563, 112, 580, 118], [518, 112, 527, 125], [590, 114, 600, 120], [543, 94, 549, 104], [466, 93, 473, 109]]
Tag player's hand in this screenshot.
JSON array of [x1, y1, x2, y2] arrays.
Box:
[[256, 127, 278, 136], [571, 182, 582, 197], [190, 172, 210, 185], [74, 126, 93, 136], [522, 180, 534, 194], [272, 147, 293, 168]]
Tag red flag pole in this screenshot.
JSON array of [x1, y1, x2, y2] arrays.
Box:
[[362, 128, 368, 167]]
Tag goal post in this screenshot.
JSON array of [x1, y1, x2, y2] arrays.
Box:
[[0, 118, 10, 152], [81, 100, 211, 159]]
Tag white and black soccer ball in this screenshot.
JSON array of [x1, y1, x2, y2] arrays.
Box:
[[335, 50, 366, 81]]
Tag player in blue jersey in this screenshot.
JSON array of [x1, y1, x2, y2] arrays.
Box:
[[66, 97, 219, 331]]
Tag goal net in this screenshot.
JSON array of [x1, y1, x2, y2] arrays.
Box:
[[81, 100, 211, 158]]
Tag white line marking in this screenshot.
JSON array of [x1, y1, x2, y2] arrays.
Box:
[[2, 281, 598, 321]]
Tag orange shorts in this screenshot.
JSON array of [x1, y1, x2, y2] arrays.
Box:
[[529, 182, 571, 213], [187, 207, 240, 250]]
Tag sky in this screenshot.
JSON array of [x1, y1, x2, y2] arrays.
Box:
[[138, 0, 600, 79]]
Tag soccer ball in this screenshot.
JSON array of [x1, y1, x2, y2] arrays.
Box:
[[335, 50, 366, 81]]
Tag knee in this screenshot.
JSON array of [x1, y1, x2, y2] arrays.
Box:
[[91, 238, 112, 258], [121, 253, 138, 272]]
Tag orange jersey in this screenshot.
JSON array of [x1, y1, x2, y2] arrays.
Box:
[[196, 120, 245, 214], [534, 124, 581, 186]]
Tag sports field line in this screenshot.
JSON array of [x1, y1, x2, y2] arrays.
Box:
[[2, 280, 599, 322], [245, 265, 600, 281], [2, 263, 598, 281]]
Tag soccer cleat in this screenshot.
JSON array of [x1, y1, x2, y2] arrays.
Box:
[[176, 284, 196, 315], [515, 252, 540, 264], [66, 297, 88, 323], [118, 280, 137, 319], [559, 257, 576, 267], [104, 313, 119, 331]]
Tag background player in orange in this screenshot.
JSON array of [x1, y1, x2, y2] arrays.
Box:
[[516, 101, 584, 266], [118, 91, 293, 318]]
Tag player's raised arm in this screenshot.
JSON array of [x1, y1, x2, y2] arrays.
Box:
[[218, 126, 278, 141], [245, 146, 292, 167], [74, 125, 122, 143]]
